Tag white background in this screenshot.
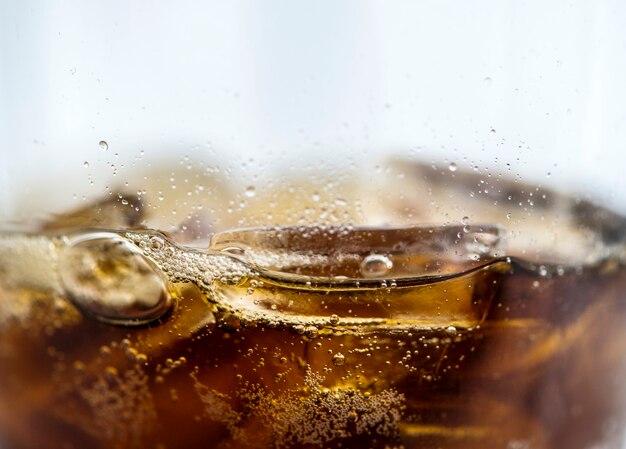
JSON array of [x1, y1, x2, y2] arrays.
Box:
[[1, 0, 626, 220]]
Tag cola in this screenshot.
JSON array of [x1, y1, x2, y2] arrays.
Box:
[[1, 162, 625, 449]]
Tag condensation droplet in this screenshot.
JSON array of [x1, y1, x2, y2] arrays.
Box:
[[461, 216, 470, 232], [99, 140, 108, 151], [59, 232, 172, 325], [332, 353, 346, 366], [448, 162, 458, 172], [83, 161, 89, 168], [360, 254, 393, 278], [244, 186, 256, 198]]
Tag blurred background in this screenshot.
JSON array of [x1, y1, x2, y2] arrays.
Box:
[[1, 0, 626, 227]]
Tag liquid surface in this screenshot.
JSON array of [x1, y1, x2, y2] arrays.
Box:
[[1, 162, 626, 449]]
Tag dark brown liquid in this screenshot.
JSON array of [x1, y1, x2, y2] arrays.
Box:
[[1, 243, 625, 449]]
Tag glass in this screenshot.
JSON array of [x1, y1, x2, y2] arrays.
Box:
[[2, 2, 626, 449]]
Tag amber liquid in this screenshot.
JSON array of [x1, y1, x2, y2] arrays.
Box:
[[1, 245, 626, 449]]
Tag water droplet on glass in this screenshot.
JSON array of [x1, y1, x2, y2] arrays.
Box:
[[99, 140, 108, 151], [59, 232, 172, 325], [244, 186, 256, 198], [332, 353, 346, 366], [448, 162, 458, 172], [461, 216, 470, 232], [83, 161, 89, 168], [360, 254, 393, 278]]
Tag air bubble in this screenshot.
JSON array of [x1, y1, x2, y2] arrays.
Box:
[[360, 254, 393, 278], [221, 247, 246, 256], [99, 140, 108, 151], [329, 314, 340, 325], [59, 232, 172, 325], [150, 236, 164, 250], [332, 353, 346, 366], [448, 162, 458, 172]]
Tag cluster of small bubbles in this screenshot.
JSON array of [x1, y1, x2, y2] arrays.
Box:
[[360, 254, 393, 278]]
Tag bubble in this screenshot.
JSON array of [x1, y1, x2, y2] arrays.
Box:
[[83, 161, 89, 168], [446, 326, 457, 336], [329, 314, 340, 325], [99, 140, 108, 151], [221, 246, 246, 256], [360, 254, 393, 278], [448, 162, 458, 172], [304, 326, 319, 339], [244, 186, 256, 198], [150, 236, 164, 250], [332, 353, 346, 366], [59, 232, 173, 325]]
